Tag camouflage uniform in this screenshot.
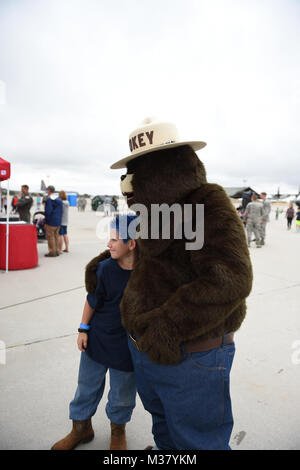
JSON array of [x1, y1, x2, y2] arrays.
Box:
[[16, 193, 33, 223], [244, 201, 264, 247], [259, 199, 271, 244]]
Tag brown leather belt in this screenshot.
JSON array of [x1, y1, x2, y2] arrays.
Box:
[[129, 332, 234, 353], [184, 333, 234, 353], [129, 334, 140, 351]]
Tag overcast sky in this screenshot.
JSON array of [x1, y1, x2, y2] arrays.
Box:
[[0, 0, 299, 196]]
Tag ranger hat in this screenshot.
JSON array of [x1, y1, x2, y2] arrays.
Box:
[[110, 117, 206, 169]]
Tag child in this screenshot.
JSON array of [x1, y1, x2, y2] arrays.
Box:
[[58, 190, 70, 253], [51, 215, 138, 450]]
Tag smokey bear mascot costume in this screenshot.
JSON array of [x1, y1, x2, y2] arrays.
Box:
[[109, 117, 253, 450]]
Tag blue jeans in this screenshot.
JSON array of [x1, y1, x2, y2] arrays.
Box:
[[128, 334, 235, 450], [69, 352, 136, 424]]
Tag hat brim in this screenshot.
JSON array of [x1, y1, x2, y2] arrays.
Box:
[[110, 141, 206, 169]]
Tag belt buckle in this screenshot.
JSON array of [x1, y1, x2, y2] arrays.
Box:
[[129, 333, 140, 351]]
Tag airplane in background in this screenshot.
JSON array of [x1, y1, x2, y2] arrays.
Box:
[[271, 187, 300, 205]]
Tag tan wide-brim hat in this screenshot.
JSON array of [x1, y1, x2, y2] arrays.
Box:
[[110, 117, 206, 169]]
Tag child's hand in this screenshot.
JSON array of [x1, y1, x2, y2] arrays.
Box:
[[77, 332, 88, 352]]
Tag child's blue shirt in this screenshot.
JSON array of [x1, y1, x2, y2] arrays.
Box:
[[86, 257, 133, 371]]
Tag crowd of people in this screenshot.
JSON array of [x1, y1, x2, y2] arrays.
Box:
[[285, 203, 300, 232], [0, 184, 33, 220], [44, 185, 70, 257], [0, 184, 70, 257]]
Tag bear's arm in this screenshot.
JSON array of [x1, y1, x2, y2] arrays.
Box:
[[85, 249, 111, 294], [134, 184, 253, 364]]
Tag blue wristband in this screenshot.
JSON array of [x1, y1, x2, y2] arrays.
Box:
[[80, 323, 90, 330]]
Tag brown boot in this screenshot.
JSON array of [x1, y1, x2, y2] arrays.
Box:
[[51, 419, 94, 450], [110, 422, 127, 450]]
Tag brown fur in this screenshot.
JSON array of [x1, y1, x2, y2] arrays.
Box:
[[120, 146, 253, 365], [127, 145, 207, 207], [85, 249, 110, 294]]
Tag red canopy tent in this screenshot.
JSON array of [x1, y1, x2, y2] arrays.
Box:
[[0, 157, 11, 272], [0, 157, 10, 181]]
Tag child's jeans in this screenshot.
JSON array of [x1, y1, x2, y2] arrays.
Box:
[[69, 352, 136, 424]]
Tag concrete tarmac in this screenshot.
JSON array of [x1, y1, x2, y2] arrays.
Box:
[[0, 206, 299, 450]]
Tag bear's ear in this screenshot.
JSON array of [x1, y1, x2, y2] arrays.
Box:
[[85, 249, 110, 293]]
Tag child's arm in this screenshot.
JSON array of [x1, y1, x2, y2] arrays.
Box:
[[79, 258, 106, 352], [81, 298, 95, 325], [77, 300, 94, 352]]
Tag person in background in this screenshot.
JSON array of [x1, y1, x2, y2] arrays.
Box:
[[11, 194, 19, 213], [296, 206, 300, 233], [77, 196, 85, 212], [104, 195, 112, 216], [16, 185, 33, 223], [275, 207, 280, 220], [44, 185, 63, 257], [58, 190, 70, 253], [42, 193, 48, 208], [286, 203, 295, 230], [2, 196, 7, 213], [36, 194, 41, 210], [236, 205, 246, 226], [244, 194, 264, 248], [259, 192, 271, 245]]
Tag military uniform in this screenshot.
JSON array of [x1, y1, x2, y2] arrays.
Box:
[[244, 200, 264, 247], [259, 199, 271, 244], [16, 193, 33, 223]]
